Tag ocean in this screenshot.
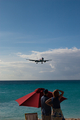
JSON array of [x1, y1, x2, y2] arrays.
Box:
[[0, 80, 80, 120]]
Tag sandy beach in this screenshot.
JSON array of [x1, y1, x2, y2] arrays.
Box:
[[65, 119, 80, 120], [16, 118, 80, 120], [38, 118, 80, 120], [4, 118, 80, 120]]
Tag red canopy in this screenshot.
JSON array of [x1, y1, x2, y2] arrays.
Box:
[[15, 88, 67, 108]]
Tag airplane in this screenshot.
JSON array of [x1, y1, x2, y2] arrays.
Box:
[[26, 57, 52, 64]]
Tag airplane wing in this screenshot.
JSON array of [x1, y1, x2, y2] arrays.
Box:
[[44, 59, 52, 62], [26, 59, 36, 61]]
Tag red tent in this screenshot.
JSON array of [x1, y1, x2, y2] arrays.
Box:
[[15, 88, 67, 108]]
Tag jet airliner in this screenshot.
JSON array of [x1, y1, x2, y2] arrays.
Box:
[[26, 57, 52, 64]]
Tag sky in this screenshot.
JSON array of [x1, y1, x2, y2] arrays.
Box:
[[0, 0, 80, 80]]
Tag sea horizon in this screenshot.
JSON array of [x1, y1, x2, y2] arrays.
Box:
[[0, 79, 80, 82]]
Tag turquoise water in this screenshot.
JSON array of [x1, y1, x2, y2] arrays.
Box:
[[0, 80, 80, 120]]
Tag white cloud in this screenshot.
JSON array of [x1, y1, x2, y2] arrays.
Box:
[[0, 47, 80, 80], [17, 47, 80, 58], [49, 64, 55, 69]]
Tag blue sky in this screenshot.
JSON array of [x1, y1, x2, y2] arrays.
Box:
[[0, 0, 80, 80]]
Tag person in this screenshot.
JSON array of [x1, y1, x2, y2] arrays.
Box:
[[41, 89, 51, 120], [45, 89, 64, 120]]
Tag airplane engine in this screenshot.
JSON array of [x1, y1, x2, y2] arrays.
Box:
[[44, 61, 46, 63]]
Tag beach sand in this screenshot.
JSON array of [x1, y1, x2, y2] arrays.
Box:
[[38, 119, 80, 120], [65, 119, 80, 120]]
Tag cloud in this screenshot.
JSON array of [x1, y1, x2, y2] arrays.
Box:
[[17, 47, 80, 58], [49, 64, 55, 69], [17, 47, 80, 80], [0, 47, 80, 80]]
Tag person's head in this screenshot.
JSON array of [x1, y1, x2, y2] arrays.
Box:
[[43, 89, 48, 96], [52, 89, 59, 98]]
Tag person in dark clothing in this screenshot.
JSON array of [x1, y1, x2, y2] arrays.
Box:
[[45, 89, 64, 120], [41, 89, 51, 120]]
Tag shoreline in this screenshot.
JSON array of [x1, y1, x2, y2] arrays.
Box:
[[65, 118, 80, 120], [0, 118, 80, 120]]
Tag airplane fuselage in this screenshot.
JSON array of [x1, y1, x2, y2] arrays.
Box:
[[35, 58, 46, 64]]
